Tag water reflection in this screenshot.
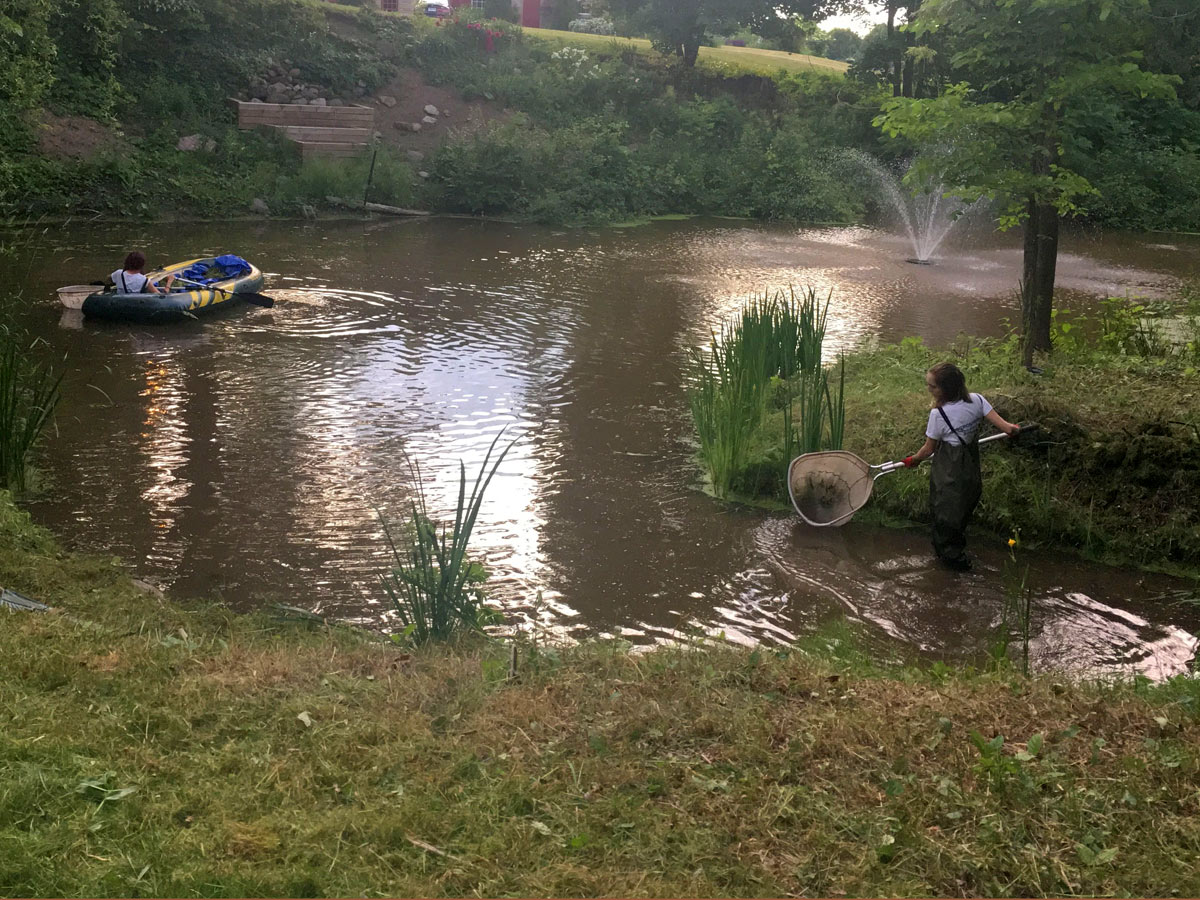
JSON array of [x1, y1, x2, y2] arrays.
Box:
[[4, 218, 1197, 677]]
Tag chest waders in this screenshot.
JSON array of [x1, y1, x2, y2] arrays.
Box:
[[930, 410, 982, 566]]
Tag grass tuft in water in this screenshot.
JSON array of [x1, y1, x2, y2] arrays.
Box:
[[0, 327, 62, 493], [689, 286, 844, 497], [379, 432, 514, 645]]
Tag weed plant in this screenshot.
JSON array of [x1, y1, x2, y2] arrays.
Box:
[[379, 433, 513, 645], [0, 326, 61, 493]]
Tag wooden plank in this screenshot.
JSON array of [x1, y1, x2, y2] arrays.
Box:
[[228, 98, 373, 129], [273, 125, 373, 142]]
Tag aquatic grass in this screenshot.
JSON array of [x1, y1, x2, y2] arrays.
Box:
[[379, 432, 513, 645], [0, 328, 62, 493], [690, 287, 841, 496]]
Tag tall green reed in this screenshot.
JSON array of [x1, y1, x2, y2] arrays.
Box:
[[689, 286, 844, 497], [0, 328, 62, 493], [379, 432, 514, 646]]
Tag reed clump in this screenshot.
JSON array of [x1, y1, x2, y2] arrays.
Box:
[[689, 286, 845, 498], [0, 326, 61, 493], [379, 433, 512, 645]]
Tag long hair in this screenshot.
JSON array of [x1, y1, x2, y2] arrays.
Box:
[[927, 362, 970, 405], [123, 251, 146, 272]]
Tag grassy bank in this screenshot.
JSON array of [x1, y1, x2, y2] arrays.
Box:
[[724, 299, 1200, 575], [1, 493, 1200, 896], [522, 27, 850, 76]]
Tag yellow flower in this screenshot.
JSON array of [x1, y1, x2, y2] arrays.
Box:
[[1007, 538, 1017, 548]]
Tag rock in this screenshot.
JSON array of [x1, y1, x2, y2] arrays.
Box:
[[421, 115, 437, 125], [329, 98, 344, 107], [310, 97, 327, 107], [303, 86, 319, 100], [353, 86, 367, 97], [405, 150, 424, 163], [176, 134, 204, 151], [248, 98, 263, 103], [292, 98, 308, 105], [417, 171, 429, 179], [442, 108, 451, 117], [373, 131, 383, 140], [409, 122, 422, 132], [379, 95, 398, 108], [423, 104, 440, 116], [250, 198, 270, 215], [357, 80, 367, 88], [250, 84, 268, 101]]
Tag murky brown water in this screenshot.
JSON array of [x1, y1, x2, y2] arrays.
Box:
[[5, 218, 1199, 676]]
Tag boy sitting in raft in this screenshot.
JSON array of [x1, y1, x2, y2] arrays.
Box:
[[111, 251, 175, 294]]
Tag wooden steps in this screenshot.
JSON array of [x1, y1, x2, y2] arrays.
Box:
[[229, 98, 375, 158]]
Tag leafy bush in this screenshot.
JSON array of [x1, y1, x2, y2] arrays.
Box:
[[569, 16, 616, 34]]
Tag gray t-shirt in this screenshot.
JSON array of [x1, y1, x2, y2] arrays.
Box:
[[926, 393, 992, 445], [111, 270, 150, 293]]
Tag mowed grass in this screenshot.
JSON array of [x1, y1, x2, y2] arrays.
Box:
[[524, 27, 850, 76], [3, 492, 1200, 897]]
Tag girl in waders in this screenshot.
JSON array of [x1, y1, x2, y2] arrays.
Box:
[[901, 363, 1019, 571]]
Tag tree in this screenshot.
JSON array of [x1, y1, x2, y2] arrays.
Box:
[[822, 27, 863, 61], [875, 0, 1177, 366], [608, 0, 863, 66]]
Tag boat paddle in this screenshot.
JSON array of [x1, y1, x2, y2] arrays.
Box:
[[172, 276, 275, 308]]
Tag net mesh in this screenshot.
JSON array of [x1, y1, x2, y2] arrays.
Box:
[[787, 451, 875, 527]]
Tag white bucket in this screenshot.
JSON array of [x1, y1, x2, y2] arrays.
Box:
[[56, 285, 95, 309]]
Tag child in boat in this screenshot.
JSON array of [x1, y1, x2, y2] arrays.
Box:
[[111, 251, 175, 294], [901, 362, 1019, 570]]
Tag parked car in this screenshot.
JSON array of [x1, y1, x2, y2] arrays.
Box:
[[419, 0, 452, 17]]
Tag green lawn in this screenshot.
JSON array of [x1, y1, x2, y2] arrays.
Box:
[[524, 27, 851, 76]]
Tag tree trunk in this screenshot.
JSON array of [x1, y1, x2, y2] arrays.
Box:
[[886, 1, 901, 97], [682, 38, 699, 66], [1021, 198, 1058, 367]]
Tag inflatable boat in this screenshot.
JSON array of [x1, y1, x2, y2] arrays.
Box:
[[81, 255, 264, 322]]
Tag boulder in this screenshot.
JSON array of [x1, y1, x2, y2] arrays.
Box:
[[292, 98, 309, 105], [329, 98, 344, 107], [379, 95, 398, 108], [423, 104, 440, 117], [422, 115, 437, 125], [405, 150, 425, 163], [176, 134, 204, 151], [310, 97, 327, 107], [250, 198, 270, 215], [417, 171, 430, 179]]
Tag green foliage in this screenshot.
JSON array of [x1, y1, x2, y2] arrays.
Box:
[[876, 0, 1179, 225], [0, 0, 56, 112], [48, 0, 122, 118], [379, 433, 513, 646]]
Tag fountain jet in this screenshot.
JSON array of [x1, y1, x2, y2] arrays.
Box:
[[849, 152, 986, 264]]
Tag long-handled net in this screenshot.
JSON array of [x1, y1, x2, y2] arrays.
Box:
[[787, 451, 891, 527], [788, 425, 1036, 528]]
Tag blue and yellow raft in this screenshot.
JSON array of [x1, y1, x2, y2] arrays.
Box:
[[82, 256, 264, 322]]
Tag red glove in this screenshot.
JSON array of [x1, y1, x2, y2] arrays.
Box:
[[902, 455, 916, 468]]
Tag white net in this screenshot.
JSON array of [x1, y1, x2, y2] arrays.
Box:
[[787, 451, 875, 527]]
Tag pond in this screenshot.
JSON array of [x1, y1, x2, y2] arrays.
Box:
[[6, 217, 1200, 677]]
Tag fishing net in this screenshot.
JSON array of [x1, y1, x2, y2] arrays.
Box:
[[787, 451, 876, 527]]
